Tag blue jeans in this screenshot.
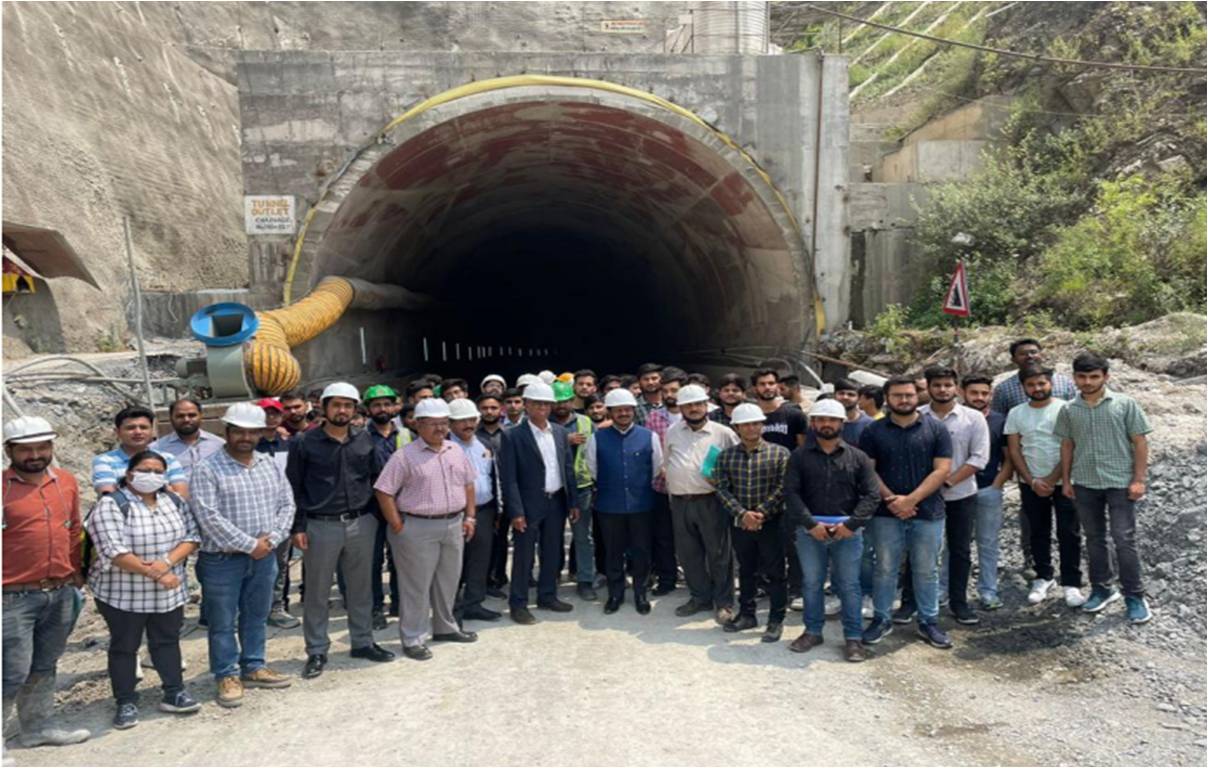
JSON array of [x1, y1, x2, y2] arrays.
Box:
[[196, 551, 277, 679], [796, 529, 864, 639], [571, 487, 596, 584], [859, 534, 875, 597], [2, 586, 76, 692], [974, 486, 1004, 600], [869, 516, 944, 625]]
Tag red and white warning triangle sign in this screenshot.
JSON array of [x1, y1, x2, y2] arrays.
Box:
[[942, 260, 970, 318]]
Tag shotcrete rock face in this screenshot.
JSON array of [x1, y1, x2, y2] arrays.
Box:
[[311, 90, 807, 373]]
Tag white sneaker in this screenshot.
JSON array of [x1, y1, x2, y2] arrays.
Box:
[[1063, 587, 1087, 608], [1027, 578, 1055, 604], [861, 595, 875, 619], [789, 596, 804, 612], [824, 596, 841, 616]]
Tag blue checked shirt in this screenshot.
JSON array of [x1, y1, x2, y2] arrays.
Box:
[[92, 447, 186, 492], [189, 449, 295, 553]]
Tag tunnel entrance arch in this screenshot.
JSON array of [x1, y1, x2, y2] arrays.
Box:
[[293, 76, 812, 378]]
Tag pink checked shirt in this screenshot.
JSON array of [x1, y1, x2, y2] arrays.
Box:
[[373, 439, 476, 516]]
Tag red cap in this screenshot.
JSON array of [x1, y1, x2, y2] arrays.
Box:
[[256, 397, 284, 412]]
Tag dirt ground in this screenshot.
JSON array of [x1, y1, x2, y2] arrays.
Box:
[[8, 563, 1207, 768]]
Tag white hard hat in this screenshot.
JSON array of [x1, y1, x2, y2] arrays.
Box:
[[415, 398, 451, 420], [808, 399, 848, 420], [321, 382, 361, 404], [537, 370, 556, 385], [448, 398, 479, 420], [729, 403, 766, 425], [222, 402, 267, 429], [603, 389, 638, 408], [516, 373, 538, 388], [3, 416, 57, 444], [480, 374, 506, 389], [523, 381, 556, 403], [676, 384, 709, 406]]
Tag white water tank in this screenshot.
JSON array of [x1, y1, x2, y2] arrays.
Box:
[[689, 1, 769, 54]]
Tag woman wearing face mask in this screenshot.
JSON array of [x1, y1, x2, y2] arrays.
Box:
[[86, 450, 202, 729]]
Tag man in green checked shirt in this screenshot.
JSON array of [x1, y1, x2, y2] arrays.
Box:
[[713, 403, 791, 643], [1056, 351, 1153, 624]]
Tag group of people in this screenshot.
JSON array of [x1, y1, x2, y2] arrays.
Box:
[[2, 338, 1152, 743]]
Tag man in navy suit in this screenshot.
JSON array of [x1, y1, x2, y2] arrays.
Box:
[[499, 381, 580, 624]]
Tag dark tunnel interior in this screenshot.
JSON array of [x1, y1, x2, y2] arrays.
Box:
[[310, 98, 808, 381]]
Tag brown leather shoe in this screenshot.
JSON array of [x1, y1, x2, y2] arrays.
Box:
[[844, 639, 869, 662], [216, 676, 243, 708], [788, 631, 824, 654]]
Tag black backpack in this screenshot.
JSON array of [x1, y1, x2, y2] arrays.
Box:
[[82, 490, 186, 571]]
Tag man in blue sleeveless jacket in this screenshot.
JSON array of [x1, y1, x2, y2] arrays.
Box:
[[584, 389, 664, 615]]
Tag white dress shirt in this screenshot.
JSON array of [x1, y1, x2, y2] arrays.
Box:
[[528, 420, 563, 493]]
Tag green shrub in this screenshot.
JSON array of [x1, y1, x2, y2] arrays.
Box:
[[1029, 174, 1207, 329]]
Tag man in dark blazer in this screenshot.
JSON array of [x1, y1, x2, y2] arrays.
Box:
[[499, 381, 579, 624]]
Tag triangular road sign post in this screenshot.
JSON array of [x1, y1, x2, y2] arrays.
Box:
[[942, 260, 970, 318]]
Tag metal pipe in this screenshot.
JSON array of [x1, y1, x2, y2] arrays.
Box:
[[124, 216, 156, 407]]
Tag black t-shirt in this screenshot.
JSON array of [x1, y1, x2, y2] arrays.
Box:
[[761, 404, 806, 451]]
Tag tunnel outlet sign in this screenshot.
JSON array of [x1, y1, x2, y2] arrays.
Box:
[[244, 195, 296, 235]]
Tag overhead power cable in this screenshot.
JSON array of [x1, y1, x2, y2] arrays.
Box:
[[802, 4, 1205, 74]]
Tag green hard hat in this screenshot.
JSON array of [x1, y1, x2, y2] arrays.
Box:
[[552, 380, 575, 402], [363, 384, 398, 402]]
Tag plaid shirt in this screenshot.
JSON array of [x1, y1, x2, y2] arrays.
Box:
[[644, 408, 681, 494], [86, 488, 199, 613], [1054, 387, 1152, 489], [91, 447, 186, 492], [634, 396, 663, 427], [713, 440, 791, 525], [190, 449, 296, 553], [991, 371, 1077, 414]]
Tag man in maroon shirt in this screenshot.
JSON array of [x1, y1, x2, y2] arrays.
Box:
[[2, 417, 90, 747]]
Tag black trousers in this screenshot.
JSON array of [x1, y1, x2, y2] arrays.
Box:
[[591, 505, 608, 576], [458, 501, 498, 610], [1020, 484, 1082, 586], [597, 511, 652, 600], [650, 492, 677, 587], [96, 600, 184, 705], [488, 516, 511, 588], [901, 494, 977, 609], [509, 492, 567, 608], [371, 516, 400, 613], [734, 524, 788, 623]]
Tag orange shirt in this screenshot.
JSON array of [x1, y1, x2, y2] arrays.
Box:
[[2, 468, 82, 585]]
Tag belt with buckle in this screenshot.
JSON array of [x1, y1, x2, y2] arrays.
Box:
[[3, 577, 73, 593], [402, 511, 463, 520], [307, 510, 366, 522]]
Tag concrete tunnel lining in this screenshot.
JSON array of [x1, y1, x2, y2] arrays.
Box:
[[302, 83, 810, 377]]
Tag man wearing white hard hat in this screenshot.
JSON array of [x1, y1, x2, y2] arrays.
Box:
[[498, 381, 579, 625], [584, 389, 664, 615], [2, 417, 91, 747], [286, 383, 395, 679], [447, 399, 501, 623], [662, 384, 740, 624], [713, 403, 791, 642], [374, 397, 478, 660], [480, 375, 507, 398], [190, 403, 297, 708], [784, 399, 881, 662]]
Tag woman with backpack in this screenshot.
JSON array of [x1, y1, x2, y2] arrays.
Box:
[[85, 449, 201, 729]]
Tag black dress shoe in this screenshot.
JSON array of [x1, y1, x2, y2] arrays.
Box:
[[462, 606, 502, 622], [634, 594, 651, 615], [603, 596, 622, 614], [486, 586, 508, 600], [402, 645, 433, 661], [536, 598, 573, 613], [302, 654, 327, 679], [350, 643, 395, 662], [651, 582, 676, 597], [510, 606, 537, 625], [723, 614, 758, 633], [432, 630, 478, 643], [372, 610, 388, 630], [577, 584, 599, 602]]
